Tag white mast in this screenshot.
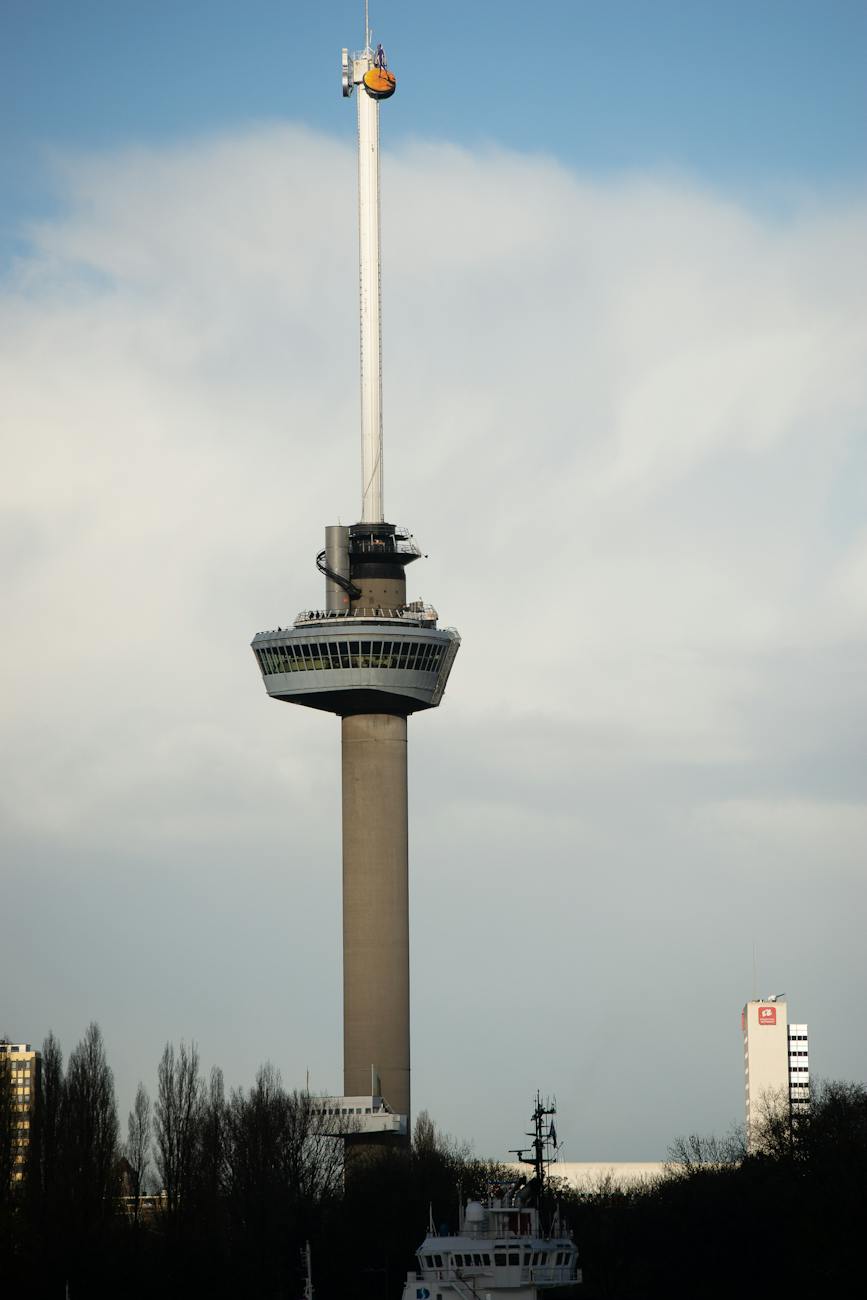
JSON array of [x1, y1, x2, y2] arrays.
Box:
[[343, 7, 394, 525], [357, 68, 383, 523]]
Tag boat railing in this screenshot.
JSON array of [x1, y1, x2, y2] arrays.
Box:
[[530, 1264, 568, 1284], [417, 1266, 491, 1289], [415, 1262, 572, 1287], [446, 1273, 480, 1300]]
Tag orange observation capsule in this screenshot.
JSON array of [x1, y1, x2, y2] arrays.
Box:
[[363, 66, 396, 100]]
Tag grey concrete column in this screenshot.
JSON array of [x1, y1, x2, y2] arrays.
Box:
[[324, 524, 351, 613], [341, 712, 410, 1127]]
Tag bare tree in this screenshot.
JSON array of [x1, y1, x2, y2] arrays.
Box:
[[412, 1108, 473, 1164], [194, 1065, 227, 1232], [224, 1061, 285, 1237], [125, 1082, 151, 1223], [154, 1040, 203, 1227], [747, 1085, 795, 1158], [412, 1108, 437, 1157], [284, 1088, 346, 1203], [37, 1031, 64, 1209], [224, 1072, 347, 1231], [62, 1022, 119, 1232], [666, 1126, 746, 1177]]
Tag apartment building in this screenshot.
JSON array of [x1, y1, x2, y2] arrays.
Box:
[[1, 1040, 40, 1182]]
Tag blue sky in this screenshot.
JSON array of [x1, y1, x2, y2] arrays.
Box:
[[2, 1, 866, 1160], [4, 0, 865, 234]]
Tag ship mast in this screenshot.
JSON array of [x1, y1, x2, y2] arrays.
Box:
[[510, 1092, 560, 1214]]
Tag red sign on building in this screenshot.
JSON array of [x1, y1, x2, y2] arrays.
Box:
[[758, 1006, 777, 1026]]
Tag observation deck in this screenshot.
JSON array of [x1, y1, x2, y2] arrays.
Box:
[[251, 603, 460, 717], [347, 521, 421, 563]]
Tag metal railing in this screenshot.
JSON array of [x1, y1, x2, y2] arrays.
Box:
[[529, 1265, 573, 1284], [292, 603, 438, 626], [415, 1263, 574, 1290], [349, 535, 421, 557]]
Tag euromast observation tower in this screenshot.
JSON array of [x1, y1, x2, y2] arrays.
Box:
[[251, 10, 459, 1141]]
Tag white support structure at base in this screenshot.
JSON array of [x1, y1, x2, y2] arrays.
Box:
[[309, 1094, 407, 1137]]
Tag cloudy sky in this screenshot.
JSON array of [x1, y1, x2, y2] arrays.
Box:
[[2, 1, 866, 1161]]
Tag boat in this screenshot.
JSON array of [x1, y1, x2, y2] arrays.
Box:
[[401, 1095, 582, 1299]]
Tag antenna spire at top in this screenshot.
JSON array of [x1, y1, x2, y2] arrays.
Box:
[[343, 1, 396, 522]]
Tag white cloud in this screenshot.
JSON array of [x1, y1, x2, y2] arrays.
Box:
[[2, 124, 865, 1155]]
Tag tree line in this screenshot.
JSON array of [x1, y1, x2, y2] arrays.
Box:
[[0, 1024, 497, 1298], [2, 1025, 865, 1297], [562, 1078, 867, 1297]]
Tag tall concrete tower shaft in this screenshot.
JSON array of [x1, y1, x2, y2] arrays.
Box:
[[252, 13, 459, 1139]]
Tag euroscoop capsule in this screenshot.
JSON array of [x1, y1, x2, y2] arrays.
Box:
[[363, 67, 396, 99]]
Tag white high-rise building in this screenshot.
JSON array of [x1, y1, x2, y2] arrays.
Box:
[[742, 996, 810, 1148]]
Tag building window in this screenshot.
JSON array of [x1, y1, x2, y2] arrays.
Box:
[[259, 637, 447, 675]]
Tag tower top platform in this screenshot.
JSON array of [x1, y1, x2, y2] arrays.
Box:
[[348, 521, 421, 563], [252, 617, 459, 717]]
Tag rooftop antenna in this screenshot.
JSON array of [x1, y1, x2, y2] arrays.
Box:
[[364, 0, 371, 52]]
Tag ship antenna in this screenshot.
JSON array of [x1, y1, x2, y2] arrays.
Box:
[[510, 1090, 558, 1197]]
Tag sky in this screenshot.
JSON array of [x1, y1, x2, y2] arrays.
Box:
[[2, 1, 866, 1163]]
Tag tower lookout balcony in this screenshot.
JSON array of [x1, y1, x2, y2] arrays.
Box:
[[252, 605, 460, 718], [253, 519, 459, 719]]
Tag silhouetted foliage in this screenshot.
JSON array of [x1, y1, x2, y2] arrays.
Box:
[[155, 1039, 204, 1233], [3, 1032, 865, 1299], [125, 1081, 152, 1223], [562, 1078, 867, 1298], [665, 1124, 746, 1174], [191, 1064, 227, 1239], [61, 1023, 119, 1230], [37, 1030, 64, 1209]]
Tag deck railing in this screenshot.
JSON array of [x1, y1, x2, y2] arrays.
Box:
[[292, 603, 438, 626]]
